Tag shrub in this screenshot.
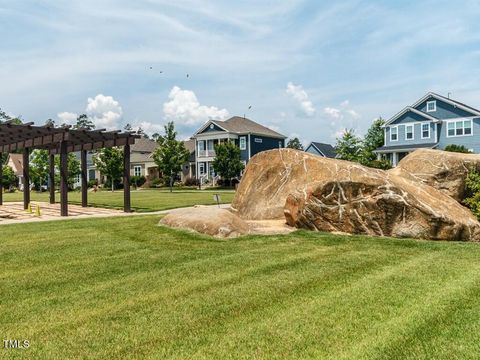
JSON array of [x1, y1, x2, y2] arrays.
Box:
[[445, 144, 470, 153], [463, 167, 480, 220], [184, 177, 199, 187], [88, 179, 98, 188], [131, 175, 146, 188], [150, 178, 162, 188], [366, 159, 392, 170]]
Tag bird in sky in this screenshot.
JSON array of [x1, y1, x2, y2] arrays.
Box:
[[149, 66, 152, 70], [248, 105, 252, 110], [186, 73, 190, 78]]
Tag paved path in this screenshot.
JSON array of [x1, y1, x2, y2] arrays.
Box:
[[0, 202, 231, 226]]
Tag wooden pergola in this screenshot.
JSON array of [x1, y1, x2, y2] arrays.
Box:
[[0, 120, 140, 216]]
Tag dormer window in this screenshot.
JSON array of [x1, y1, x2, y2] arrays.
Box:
[[426, 100, 436, 112]]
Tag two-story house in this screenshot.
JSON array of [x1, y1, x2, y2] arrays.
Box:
[[193, 116, 287, 181], [374, 92, 480, 166]]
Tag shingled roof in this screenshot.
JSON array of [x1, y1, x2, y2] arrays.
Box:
[[205, 116, 286, 139]]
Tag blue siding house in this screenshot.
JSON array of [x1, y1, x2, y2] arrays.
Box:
[[305, 142, 336, 158], [193, 116, 286, 181], [374, 92, 480, 166]]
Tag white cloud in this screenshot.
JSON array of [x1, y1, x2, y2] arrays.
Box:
[[137, 121, 164, 134], [286, 82, 315, 116], [324, 107, 342, 120], [57, 111, 78, 125], [163, 86, 229, 126], [86, 94, 123, 129]]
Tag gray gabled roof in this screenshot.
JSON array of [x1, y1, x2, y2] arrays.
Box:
[[307, 142, 336, 158], [374, 143, 438, 152], [197, 116, 286, 139], [131, 137, 158, 153]]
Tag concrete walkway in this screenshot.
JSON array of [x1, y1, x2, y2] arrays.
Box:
[[0, 202, 231, 226]]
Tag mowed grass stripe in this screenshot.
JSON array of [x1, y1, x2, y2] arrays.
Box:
[[2, 216, 480, 359]]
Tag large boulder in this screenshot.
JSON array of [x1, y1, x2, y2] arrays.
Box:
[[232, 149, 480, 241], [160, 207, 249, 238], [389, 149, 480, 202]]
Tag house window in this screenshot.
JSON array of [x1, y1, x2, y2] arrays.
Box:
[[199, 162, 205, 175], [239, 136, 247, 150], [390, 126, 398, 141], [134, 166, 142, 177], [421, 123, 430, 139], [427, 100, 436, 112], [447, 119, 473, 137], [405, 124, 414, 140], [254, 138, 262, 143]]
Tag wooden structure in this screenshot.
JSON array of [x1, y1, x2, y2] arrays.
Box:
[[0, 121, 139, 216]]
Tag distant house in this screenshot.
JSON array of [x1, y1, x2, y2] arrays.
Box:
[[374, 92, 480, 166], [305, 142, 336, 158], [181, 139, 196, 182], [6, 153, 24, 189], [129, 138, 159, 182], [192, 116, 287, 181]]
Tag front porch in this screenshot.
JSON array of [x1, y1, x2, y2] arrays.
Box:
[[374, 143, 439, 166]]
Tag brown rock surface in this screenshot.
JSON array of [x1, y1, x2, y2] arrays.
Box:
[[389, 148, 480, 202], [232, 149, 480, 241], [160, 206, 249, 238]]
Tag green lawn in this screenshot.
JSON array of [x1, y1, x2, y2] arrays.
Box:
[[3, 216, 480, 359], [2, 189, 234, 212]]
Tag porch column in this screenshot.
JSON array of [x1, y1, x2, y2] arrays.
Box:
[[60, 141, 68, 216], [23, 148, 30, 210], [49, 154, 55, 204], [376, 152, 381, 160], [0, 154, 3, 206], [123, 143, 131, 213], [81, 150, 88, 207], [392, 152, 398, 167]]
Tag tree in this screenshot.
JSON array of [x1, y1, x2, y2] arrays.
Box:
[[359, 117, 391, 169], [212, 142, 244, 186], [136, 127, 149, 139], [151, 133, 161, 142], [445, 144, 470, 153], [335, 129, 362, 162], [152, 122, 190, 192], [124, 123, 133, 131], [45, 118, 55, 127], [286, 137, 304, 150], [74, 114, 95, 130], [93, 147, 124, 192], [54, 153, 81, 190], [1, 165, 17, 189], [30, 150, 49, 190]]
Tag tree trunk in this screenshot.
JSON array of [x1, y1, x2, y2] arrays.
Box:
[[111, 176, 114, 192], [169, 176, 173, 193]]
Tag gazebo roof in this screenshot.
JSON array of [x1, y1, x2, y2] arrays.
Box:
[[0, 120, 140, 153]]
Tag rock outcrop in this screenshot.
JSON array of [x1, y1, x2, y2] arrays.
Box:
[[232, 149, 480, 241], [389, 149, 480, 202], [160, 207, 249, 238]]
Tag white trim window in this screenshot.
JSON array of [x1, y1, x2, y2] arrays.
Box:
[[405, 124, 414, 140], [254, 138, 262, 143], [134, 165, 142, 177], [239, 136, 247, 150], [426, 100, 436, 112], [421, 123, 430, 139], [447, 119, 473, 137], [390, 126, 398, 141], [199, 162, 205, 175]]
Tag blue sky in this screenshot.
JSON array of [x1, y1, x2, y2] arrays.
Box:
[[2, 0, 480, 144]]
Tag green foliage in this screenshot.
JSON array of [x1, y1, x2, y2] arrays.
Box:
[[286, 137, 304, 150], [93, 147, 124, 192], [152, 122, 190, 192], [335, 129, 362, 162], [367, 159, 392, 170], [463, 167, 480, 220], [131, 175, 146, 188], [30, 150, 50, 190], [212, 142, 244, 186], [360, 117, 385, 166], [1, 165, 17, 189], [54, 153, 81, 190], [445, 144, 470, 153], [74, 114, 95, 130]]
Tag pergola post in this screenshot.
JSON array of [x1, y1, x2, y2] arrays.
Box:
[[23, 148, 30, 210], [81, 150, 88, 207], [49, 154, 55, 204], [123, 143, 131, 213], [60, 141, 68, 216], [0, 154, 3, 206]]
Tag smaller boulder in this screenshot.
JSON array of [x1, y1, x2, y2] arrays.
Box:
[[159, 207, 249, 238]]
